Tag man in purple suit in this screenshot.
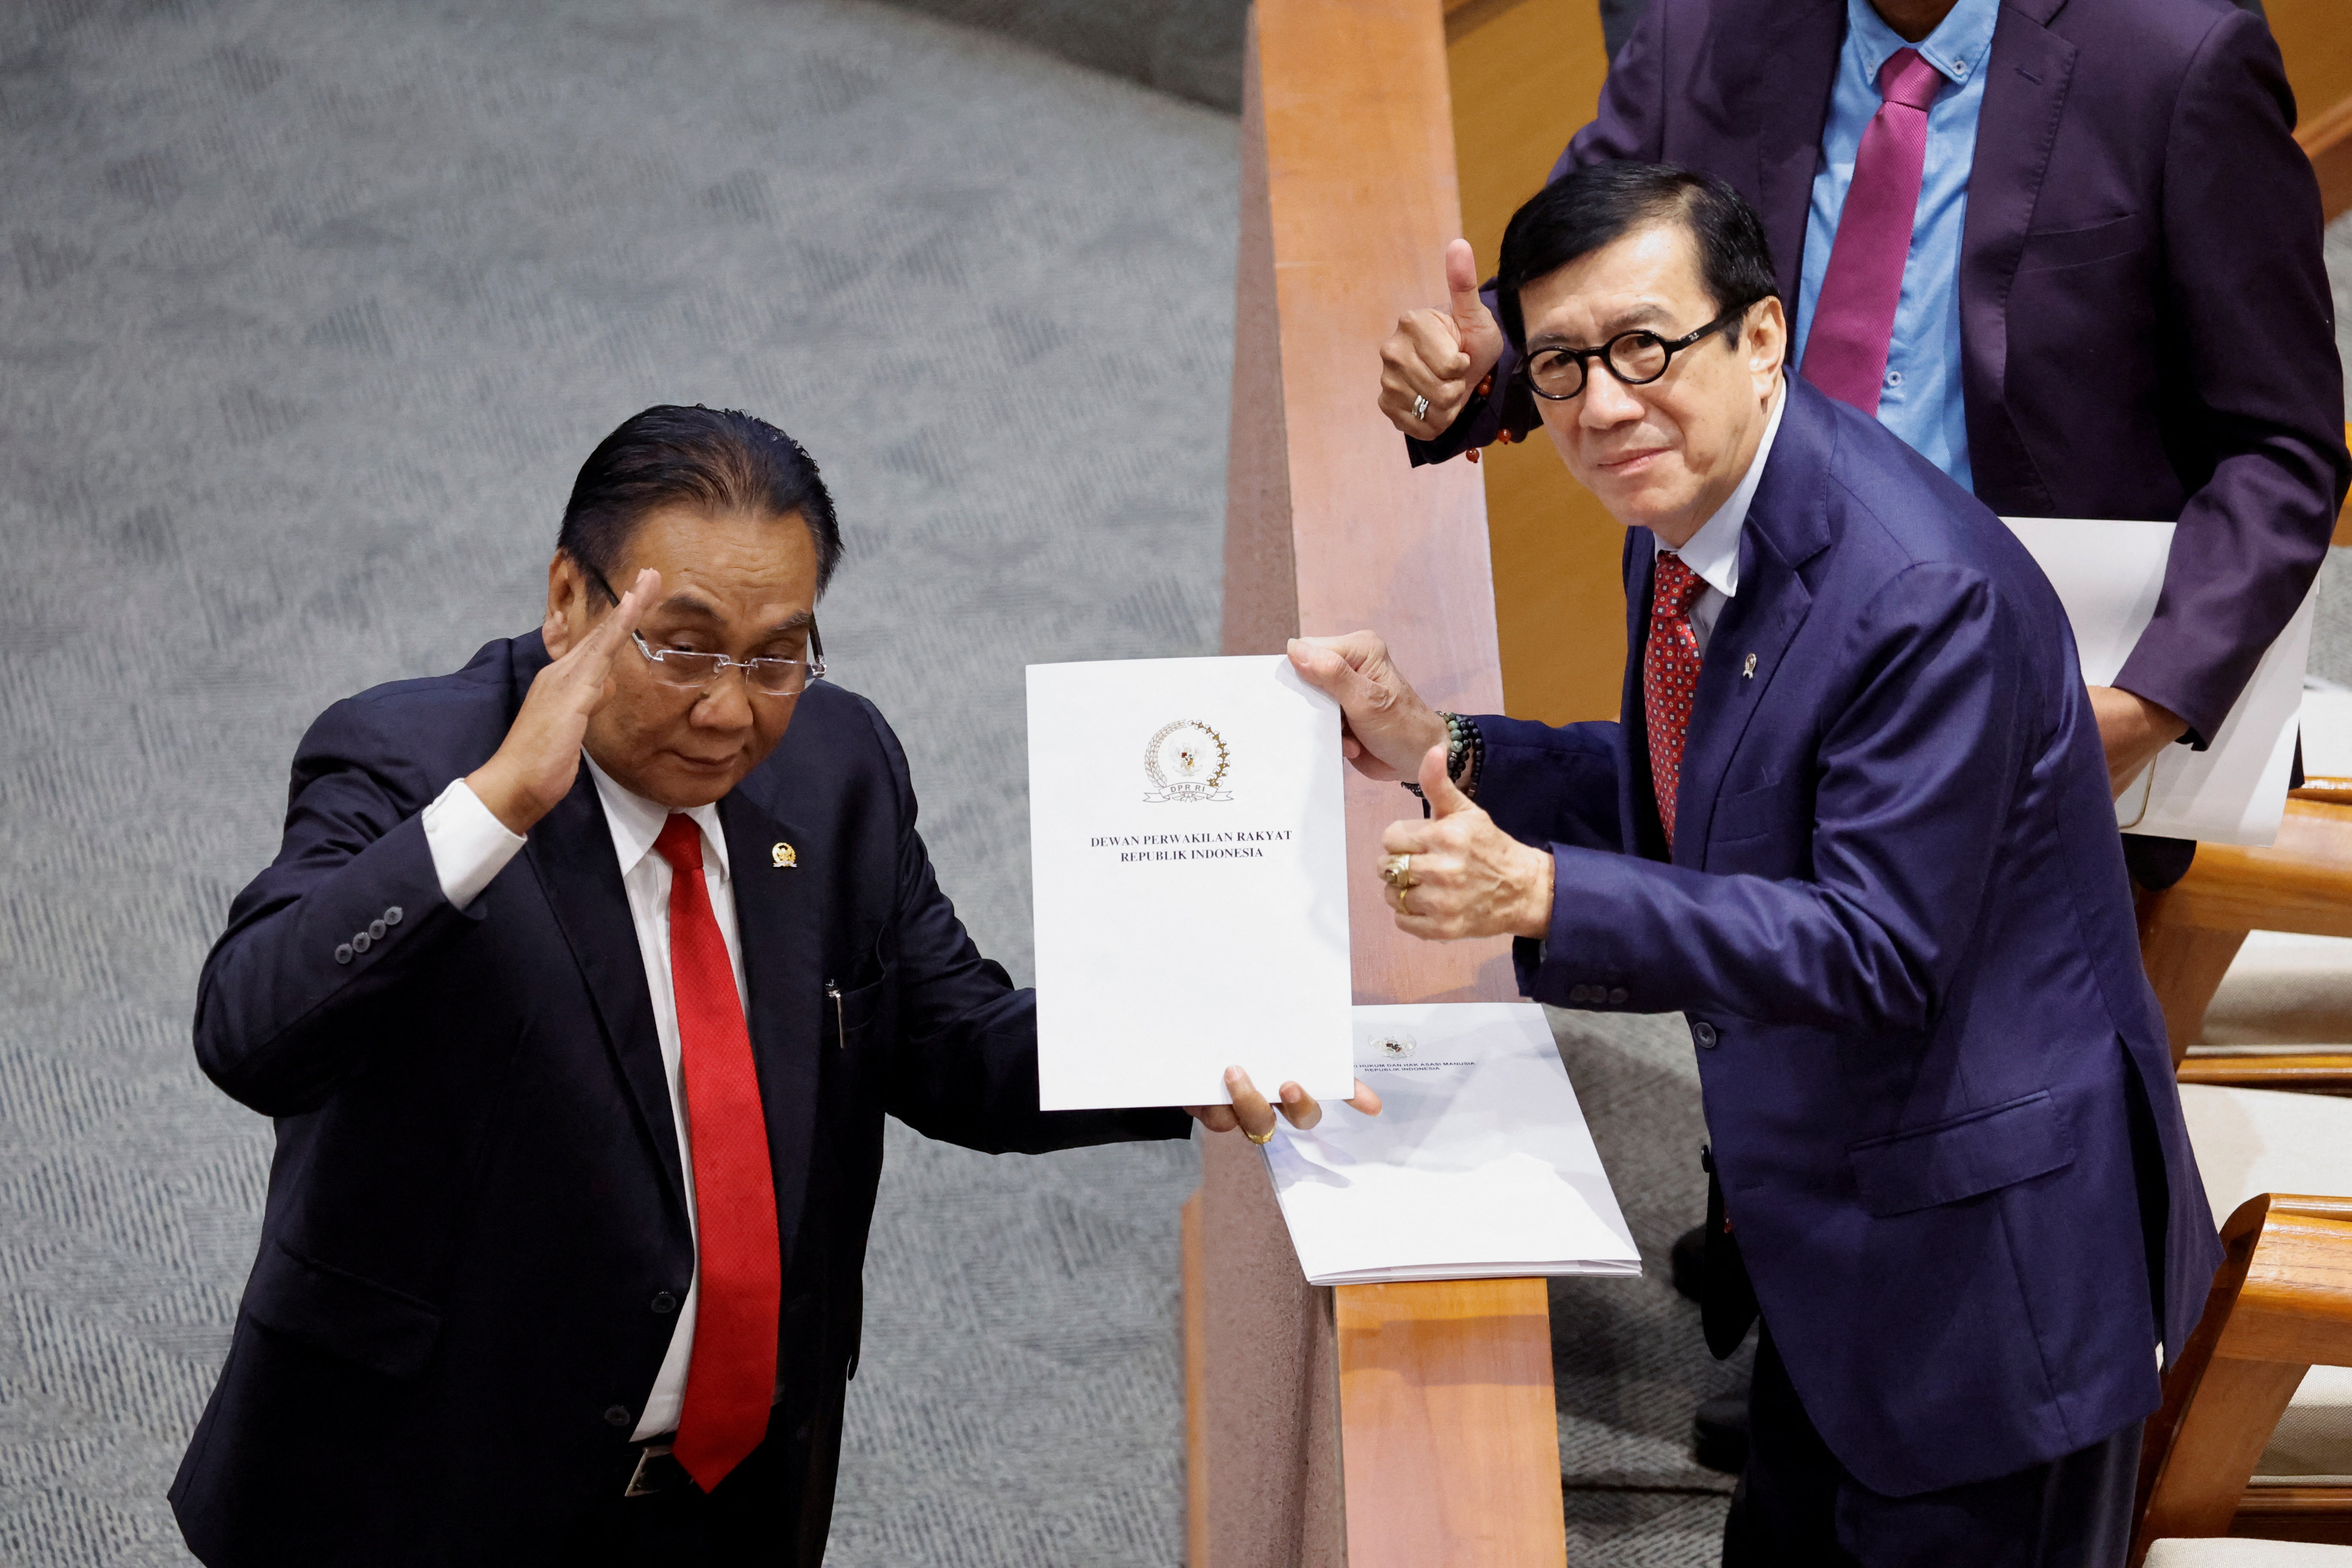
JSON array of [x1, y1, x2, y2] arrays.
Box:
[[1313, 161, 2219, 1566], [1377, 0, 2347, 1481]]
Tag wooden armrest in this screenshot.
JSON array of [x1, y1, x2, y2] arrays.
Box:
[[2177, 1055, 2352, 1096], [2307, 97, 2352, 242], [2142, 800, 2352, 940]]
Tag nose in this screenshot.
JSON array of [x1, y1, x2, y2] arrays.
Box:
[[1579, 368, 1646, 429], [690, 665, 757, 730]]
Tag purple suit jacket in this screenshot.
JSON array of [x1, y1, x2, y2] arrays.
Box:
[[1422, 0, 2348, 744], [1474, 378, 2222, 1495]]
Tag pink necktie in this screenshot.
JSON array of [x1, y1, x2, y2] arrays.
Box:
[[1801, 48, 1947, 413], [1645, 554, 1709, 849]]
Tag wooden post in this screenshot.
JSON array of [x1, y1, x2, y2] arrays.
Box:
[[1186, 3, 1568, 1564]]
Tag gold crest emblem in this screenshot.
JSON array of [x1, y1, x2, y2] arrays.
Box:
[[771, 842, 798, 869], [1143, 719, 1232, 803]]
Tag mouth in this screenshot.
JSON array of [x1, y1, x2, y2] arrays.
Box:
[[670, 751, 740, 773], [1596, 447, 1670, 475]]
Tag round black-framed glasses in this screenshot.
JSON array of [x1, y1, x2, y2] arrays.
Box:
[[1522, 301, 1755, 402], [581, 561, 826, 698]]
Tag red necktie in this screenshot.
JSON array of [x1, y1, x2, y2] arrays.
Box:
[[653, 814, 780, 1491], [1800, 47, 1946, 413], [1645, 554, 1709, 849]]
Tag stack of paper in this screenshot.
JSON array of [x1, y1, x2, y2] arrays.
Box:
[[1261, 1004, 1641, 1286]]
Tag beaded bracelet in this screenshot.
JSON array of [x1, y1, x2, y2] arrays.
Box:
[[1402, 711, 1482, 803]]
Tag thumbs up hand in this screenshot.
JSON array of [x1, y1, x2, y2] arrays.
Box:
[[1378, 744, 1557, 942], [1378, 239, 1508, 440]]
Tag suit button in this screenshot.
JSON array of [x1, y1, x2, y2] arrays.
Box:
[[367, 919, 387, 941], [604, 1405, 632, 1428], [1608, 987, 1629, 1005], [1566, 984, 1588, 1003], [352, 930, 372, 954], [334, 943, 353, 965], [651, 1292, 677, 1315], [383, 906, 402, 926], [1692, 1021, 1718, 1049]]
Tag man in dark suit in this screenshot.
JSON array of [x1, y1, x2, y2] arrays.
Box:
[[1380, 0, 2346, 848], [169, 405, 1351, 1566], [1303, 164, 2219, 1564]]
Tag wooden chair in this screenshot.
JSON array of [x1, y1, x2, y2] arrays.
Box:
[[2134, 1194, 2352, 1562]]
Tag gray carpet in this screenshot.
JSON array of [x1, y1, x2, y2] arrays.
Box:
[[4, 2, 2351, 1565]]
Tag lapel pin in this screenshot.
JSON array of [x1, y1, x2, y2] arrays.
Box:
[[771, 842, 798, 869], [1741, 653, 1758, 679]]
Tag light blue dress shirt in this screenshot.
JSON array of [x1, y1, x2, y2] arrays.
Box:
[[1792, 0, 1998, 491]]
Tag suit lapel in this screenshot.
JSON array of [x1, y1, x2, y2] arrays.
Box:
[[718, 789, 825, 1270], [1671, 385, 1835, 864], [1620, 531, 1670, 860], [1751, 0, 1845, 308], [1958, 0, 2075, 510], [526, 771, 689, 1220]]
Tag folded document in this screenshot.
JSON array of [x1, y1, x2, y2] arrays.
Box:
[[1261, 1004, 1641, 1286]]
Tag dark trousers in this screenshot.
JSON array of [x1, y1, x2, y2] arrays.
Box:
[[1722, 1328, 2139, 1568], [561, 1384, 847, 1568]]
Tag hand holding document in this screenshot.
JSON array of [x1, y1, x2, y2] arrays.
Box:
[[1262, 1004, 1640, 1285], [2003, 518, 2318, 847], [1027, 656, 1355, 1111]]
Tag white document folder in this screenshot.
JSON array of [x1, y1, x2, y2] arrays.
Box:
[[1026, 655, 1353, 1111], [2002, 517, 2317, 847], [1261, 1004, 1641, 1286]]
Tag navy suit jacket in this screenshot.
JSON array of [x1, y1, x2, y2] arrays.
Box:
[[1474, 379, 2222, 1496], [169, 635, 1189, 1565], [1420, 0, 2348, 745]]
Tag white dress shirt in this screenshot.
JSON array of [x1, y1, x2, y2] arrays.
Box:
[[418, 759, 745, 1441], [1650, 378, 1788, 655]]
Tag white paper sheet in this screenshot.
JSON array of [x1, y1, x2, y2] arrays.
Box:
[[2003, 517, 2317, 847], [1026, 655, 1353, 1111], [1260, 1004, 1641, 1286]]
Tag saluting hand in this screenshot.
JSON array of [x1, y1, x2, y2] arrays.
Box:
[[467, 567, 659, 836], [1380, 744, 1555, 942], [1377, 238, 1507, 441]]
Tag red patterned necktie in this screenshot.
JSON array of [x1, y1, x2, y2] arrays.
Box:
[[653, 814, 780, 1492], [1645, 553, 1709, 849], [1800, 47, 1947, 413]]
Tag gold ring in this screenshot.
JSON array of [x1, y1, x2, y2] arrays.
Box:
[[1243, 1123, 1276, 1145], [1380, 853, 1415, 890]]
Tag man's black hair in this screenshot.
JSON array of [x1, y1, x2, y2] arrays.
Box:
[[1494, 162, 1779, 352], [558, 405, 843, 598]]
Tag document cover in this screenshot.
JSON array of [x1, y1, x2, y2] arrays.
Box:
[[1262, 1004, 1641, 1285], [1026, 655, 1353, 1110]]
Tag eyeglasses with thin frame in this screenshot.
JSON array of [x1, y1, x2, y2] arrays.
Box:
[[581, 562, 826, 698], [1522, 301, 1755, 402]]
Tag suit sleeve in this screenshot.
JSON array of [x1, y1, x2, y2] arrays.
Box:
[[859, 703, 1192, 1155], [2113, 9, 2349, 744], [1469, 715, 1625, 854], [1406, 0, 1673, 469], [192, 700, 484, 1117], [1522, 562, 2031, 1031]]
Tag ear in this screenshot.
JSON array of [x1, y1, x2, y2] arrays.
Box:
[[1746, 296, 1789, 387], [544, 552, 591, 659]]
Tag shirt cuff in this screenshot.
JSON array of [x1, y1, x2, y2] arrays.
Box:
[[420, 778, 525, 909]]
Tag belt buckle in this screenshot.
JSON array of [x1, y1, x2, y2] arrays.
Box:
[[624, 1441, 685, 1499]]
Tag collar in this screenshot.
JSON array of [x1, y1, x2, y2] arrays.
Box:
[[582, 753, 732, 884], [1844, 0, 1997, 88], [1654, 376, 1788, 599]]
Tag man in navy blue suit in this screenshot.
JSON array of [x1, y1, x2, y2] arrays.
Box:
[[170, 406, 1358, 1567], [1294, 165, 2219, 1564]]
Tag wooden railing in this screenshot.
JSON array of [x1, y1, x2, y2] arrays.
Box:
[[1185, 2, 1567, 1563]]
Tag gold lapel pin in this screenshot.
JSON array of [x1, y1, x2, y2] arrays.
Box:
[[771, 842, 798, 869], [1742, 653, 1758, 679]]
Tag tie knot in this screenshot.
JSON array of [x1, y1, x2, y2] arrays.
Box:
[[1653, 552, 1708, 618], [1877, 47, 1946, 112], [654, 813, 704, 874]]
